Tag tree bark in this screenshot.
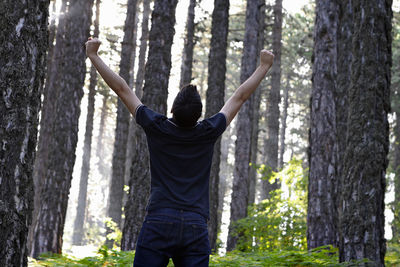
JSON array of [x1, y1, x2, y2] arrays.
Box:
[[205, 0, 230, 252], [227, 0, 260, 251], [121, 0, 178, 251], [106, 0, 138, 248], [339, 0, 392, 264], [30, 0, 94, 258], [278, 74, 290, 169], [261, 0, 282, 200], [96, 93, 110, 177], [0, 1, 48, 266], [72, 0, 101, 246], [307, 0, 339, 249], [179, 0, 197, 88]]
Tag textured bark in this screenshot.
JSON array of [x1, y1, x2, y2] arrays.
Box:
[[307, 0, 339, 250], [179, 0, 196, 88], [106, 0, 138, 248], [227, 0, 260, 251], [248, 0, 266, 205], [29, 0, 67, 253], [0, 1, 48, 266], [261, 0, 282, 200], [30, 0, 94, 258], [338, 0, 392, 264], [205, 0, 230, 252], [72, 0, 101, 246], [121, 0, 178, 251], [278, 74, 290, 169]]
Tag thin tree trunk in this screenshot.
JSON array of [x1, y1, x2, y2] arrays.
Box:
[[205, 0, 230, 252], [72, 0, 101, 246], [248, 0, 266, 205], [30, 0, 94, 258], [0, 1, 48, 266], [121, 0, 178, 251], [278, 74, 290, 169], [307, 0, 339, 249], [227, 0, 260, 251], [97, 93, 109, 176], [106, 0, 138, 248], [339, 0, 392, 264], [179, 0, 196, 88], [261, 0, 283, 200], [29, 0, 67, 253]]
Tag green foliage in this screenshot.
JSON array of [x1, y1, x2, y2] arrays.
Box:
[[385, 242, 400, 266], [105, 218, 122, 249], [232, 159, 308, 252]]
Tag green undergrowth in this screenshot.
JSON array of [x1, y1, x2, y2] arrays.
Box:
[[29, 244, 400, 267]]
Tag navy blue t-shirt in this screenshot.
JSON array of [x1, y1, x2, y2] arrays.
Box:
[[135, 105, 227, 219]]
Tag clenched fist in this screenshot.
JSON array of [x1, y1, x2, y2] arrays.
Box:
[[260, 50, 274, 67], [85, 37, 101, 57]]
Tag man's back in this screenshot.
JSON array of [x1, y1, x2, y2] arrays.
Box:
[[135, 105, 226, 218]]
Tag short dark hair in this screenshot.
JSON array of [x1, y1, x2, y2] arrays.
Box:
[[171, 84, 202, 127]]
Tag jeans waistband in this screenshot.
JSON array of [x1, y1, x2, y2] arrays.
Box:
[[147, 208, 206, 222]]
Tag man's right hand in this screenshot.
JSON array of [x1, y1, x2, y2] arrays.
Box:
[[85, 37, 101, 57], [260, 49, 274, 67]]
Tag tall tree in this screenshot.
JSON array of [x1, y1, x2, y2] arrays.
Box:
[[227, 0, 260, 251], [248, 0, 266, 205], [278, 74, 290, 169], [391, 11, 400, 244], [0, 1, 48, 266], [339, 0, 392, 264], [205, 0, 230, 252], [261, 0, 283, 200], [179, 0, 197, 88], [121, 0, 178, 250], [72, 0, 101, 246], [30, 0, 94, 257], [106, 0, 138, 248], [307, 0, 339, 249]]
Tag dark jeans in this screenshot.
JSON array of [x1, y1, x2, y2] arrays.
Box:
[[133, 208, 211, 267]]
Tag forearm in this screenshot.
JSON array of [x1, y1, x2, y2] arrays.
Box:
[[235, 64, 270, 102], [88, 54, 127, 93]]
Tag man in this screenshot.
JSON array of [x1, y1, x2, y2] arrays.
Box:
[[86, 37, 274, 267]]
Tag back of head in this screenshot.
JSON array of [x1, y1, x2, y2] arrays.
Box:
[[171, 84, 202, 127]]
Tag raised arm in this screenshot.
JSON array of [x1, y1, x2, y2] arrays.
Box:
[[220, 50, 274, 126], [85, 37, 142, 115]]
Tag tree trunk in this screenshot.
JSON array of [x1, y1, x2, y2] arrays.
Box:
[[72, 0, 101, 246], [97, 93, 110, 177], [278, 74, 290, 169], [121, 0, 178, 251], [307, 0, 339, 249], [30, 0, 94, 258], [261, 0, 283, 200], [339, 0, 392, 264], [29, 0, 67, 253], [205, 0, 230, 252], [179, 0, 196, 88], [248, 0, 266, 205], [227, 0, 260, 251], [106, 0, 138, 248], [0, 1, 48, 266]]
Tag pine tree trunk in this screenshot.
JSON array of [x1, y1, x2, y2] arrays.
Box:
[[30, 0, 94, 258], [339, 0, 392, 264], [261, 0, 282, 200], [278, 74, 290, 169], [179, 0, 196, 88], [106, 0, 138, 248], [97, 93, 109, 177], [29, 0, 67, 253], [248, 0, 266, 205], [307, 0, 339, 249], [227, 0, 260, 251], [121, 0, 178, 251], [72, 0, 101, 246], [205, 0, 230, 252], [0, 1, 48, 266]]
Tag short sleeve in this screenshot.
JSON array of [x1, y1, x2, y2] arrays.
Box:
[[203, 112, 227, 138], [135, 105, 163, 129]]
